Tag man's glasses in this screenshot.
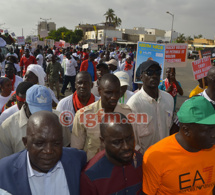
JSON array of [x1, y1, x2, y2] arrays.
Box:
[[144, 69, 161, 76]]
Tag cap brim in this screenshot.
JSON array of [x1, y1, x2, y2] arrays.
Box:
[[196, 113, 215, 125], [120, 80, 129, 87], [28, 104, 52, 114]]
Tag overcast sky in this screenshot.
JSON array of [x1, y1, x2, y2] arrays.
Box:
[[1, 0, 215, 39]]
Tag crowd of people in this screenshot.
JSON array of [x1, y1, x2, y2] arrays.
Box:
[[0, 43, 214, 195]]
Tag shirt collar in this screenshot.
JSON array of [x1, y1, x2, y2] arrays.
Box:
[[27, 151, 62, 178], [203, 89, 215, 104], [141, 87, 161, 103], [19, 107, 29, 128]]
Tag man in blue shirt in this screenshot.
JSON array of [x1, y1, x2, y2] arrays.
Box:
[[0, 111, 86, 195]]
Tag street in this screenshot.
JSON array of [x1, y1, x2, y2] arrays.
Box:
[[174, 59, 198, 111]]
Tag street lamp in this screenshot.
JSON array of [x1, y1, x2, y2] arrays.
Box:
[[166, 11, 174, 43]]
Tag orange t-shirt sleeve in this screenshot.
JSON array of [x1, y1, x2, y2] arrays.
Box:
[[142, 149, 161, 195]]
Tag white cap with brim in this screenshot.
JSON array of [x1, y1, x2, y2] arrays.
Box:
[[114, 71, 129, 86], [106, 59, 118, 67], [26, 85, 52, 114]]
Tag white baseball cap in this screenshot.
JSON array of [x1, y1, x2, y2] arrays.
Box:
[[114, 71, 129, 86]]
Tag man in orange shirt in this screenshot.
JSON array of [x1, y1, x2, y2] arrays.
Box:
[[142, 96, 215, 195]]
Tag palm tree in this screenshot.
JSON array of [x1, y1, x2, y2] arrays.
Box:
[[176, 34, 186, 43], [186, 36, 193, 43], [104, 8, 115, 23], [194, 34, 203, 39], [113, 16, 122, 27]]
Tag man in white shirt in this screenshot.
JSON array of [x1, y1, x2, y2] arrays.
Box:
[[35, 49, 44, 68], [60, 52, 78, 96], [127, 60, 174, 154], [56, 71, 99, 131]]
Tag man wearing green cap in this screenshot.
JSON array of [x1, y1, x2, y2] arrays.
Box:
[[142, 96, 215, 195]]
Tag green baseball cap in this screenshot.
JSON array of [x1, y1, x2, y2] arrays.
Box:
[[177, 96, 215, 125]]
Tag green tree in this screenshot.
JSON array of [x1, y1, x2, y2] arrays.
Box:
[[47, 27, 83, 44], [194, 34, 203, 39], [104, 8, 115, 23], [176, 34, 186, 43], [113, 16, 122, 27], [186, 36, 193, 43], [25, 36, 32, 43]]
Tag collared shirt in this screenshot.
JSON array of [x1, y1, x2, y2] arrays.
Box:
[[127, 87, 174, 154], [56, 94, 100, 132], [91, 81, 100, 97], [71, 99, 134, 161], [27, 152, 70, 195], [0, 107, 70, 159], [199, 89, 215, 105]]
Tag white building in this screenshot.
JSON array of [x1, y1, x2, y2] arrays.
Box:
[[165, 30, 179, 42], [119, 27, 147, 35]]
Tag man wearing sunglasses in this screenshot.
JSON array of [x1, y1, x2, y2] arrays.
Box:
[[127, 60, 174, 154]]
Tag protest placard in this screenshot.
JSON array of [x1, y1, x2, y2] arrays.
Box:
[[64, 43, 70, 48], [40, 30, 48, 38], [60, 40, 65, 47], [164, 43, 188, 67], [17, 36, 25, 45], [31, 41, 44, 49], [192, 56, 211, 80], [31, 36, 39, 42], [134, 42, 165, 83], [54, 42, 61, 48], [199, 47, 215, 60]]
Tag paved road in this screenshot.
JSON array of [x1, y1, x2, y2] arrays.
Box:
[[172, 59, 198, 111]]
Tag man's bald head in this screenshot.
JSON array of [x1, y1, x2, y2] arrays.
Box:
[[75, 71, 92, 83], [26, 111, 62, 136], [99, 73, 120, 89], [23, 111, 63, 173], [100, 112, 133, 138], [207, 66, 215, 77], [207, 66, 215, 87]]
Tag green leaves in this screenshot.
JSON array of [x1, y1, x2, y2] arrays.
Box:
[[47, 27, 83, 44]]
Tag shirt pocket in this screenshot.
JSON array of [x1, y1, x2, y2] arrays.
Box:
[[136, 115, 153, 137], [165, 110, 173, 130]]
